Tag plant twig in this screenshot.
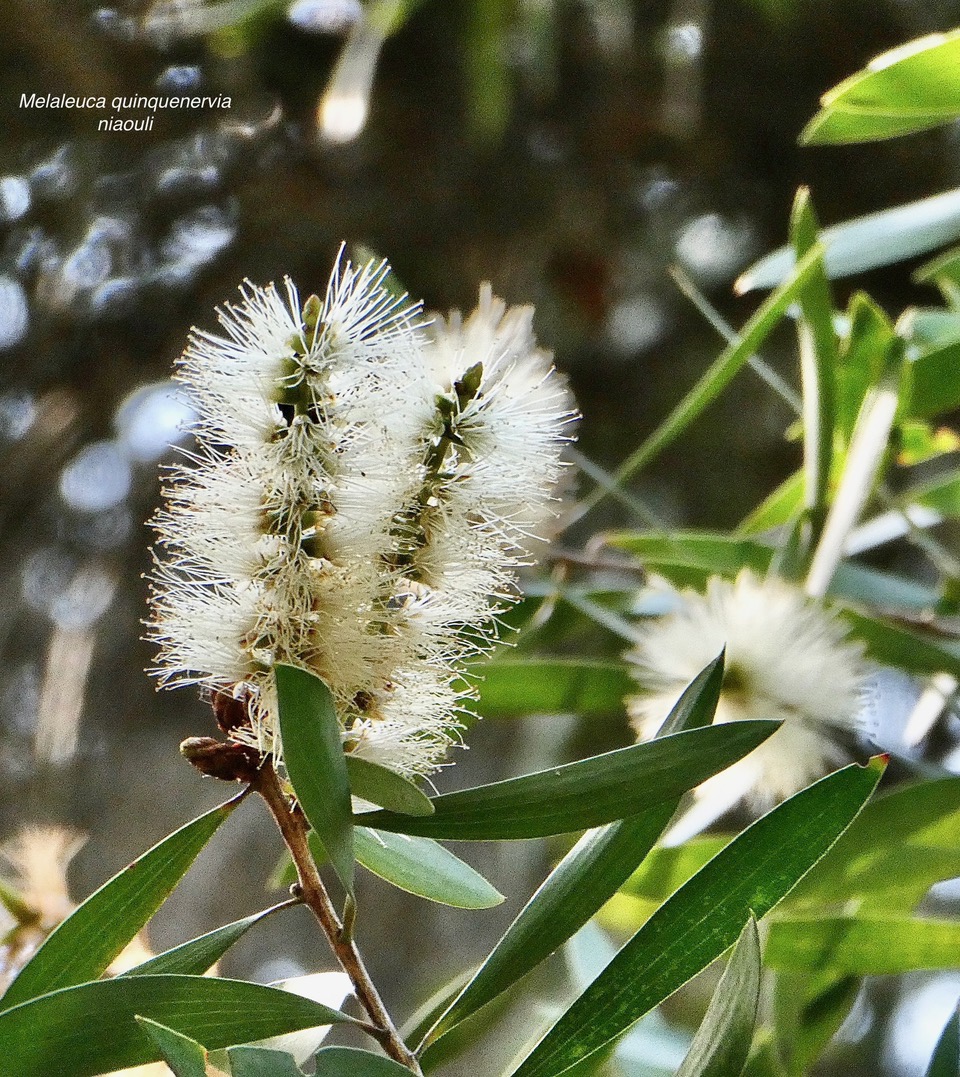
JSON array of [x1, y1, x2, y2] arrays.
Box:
[[253, 762, 423, 1074]]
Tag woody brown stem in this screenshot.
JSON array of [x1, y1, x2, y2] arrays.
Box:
[[253, 762, 422, 1074]]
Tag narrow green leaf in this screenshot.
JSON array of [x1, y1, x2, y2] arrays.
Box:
[[315, 1046, 416, 1074], [275, 664, 354, 893], [620, 837, 733, 905], [509, 758, 885, 1077], [353, 828, 503, 909], [907, 338, 960, 418], [0, 975, 355, 1077], [347, 756, 434, 816], [469, 658, 634, 718], [607, 529, 935, 612], [362, 720, 778, 840], [122, 903, 290, 977], [605, 245, 823, 489], [766, 915, 960, 974], [801, 31, 960, 144], [773, 971, 862, 1077], [0, 797, 237, 1011], [675, 915, 761, 1077], [788, 777, 960, 912], [928, 1009, 960, 1077], [737, 471, 805, 535], [738, 189, 960, 290], [228, 1045, 306, 1076], [135, 1016, 207, 1077], [838, 293, 897, 443], [420, 660, 724, 1055], [839, 607, 960, 679], [790, 189, 837, 534]]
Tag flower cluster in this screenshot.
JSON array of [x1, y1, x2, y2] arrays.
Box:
[[627, 570, 867, 811], [147, 251, 577, 777]]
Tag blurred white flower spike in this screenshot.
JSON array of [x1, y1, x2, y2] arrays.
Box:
[[147, 248, 577, 778], [627, 570, 868, 819]]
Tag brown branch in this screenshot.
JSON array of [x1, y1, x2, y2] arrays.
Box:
[[253, 762, 423, 1074]]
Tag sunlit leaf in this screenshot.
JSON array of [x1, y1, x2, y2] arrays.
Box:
[[802, 31, 960, 144], [737, 189, 960, 291], [0, 797, 237, 1011], [469, 658, 634, 718], [766, 915, 960, 974], [509, 758, 885, 1077]]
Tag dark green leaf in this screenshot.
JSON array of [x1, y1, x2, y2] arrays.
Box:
[[801, 33, 960, 144], [0, 797, 237, 1011], [675, 915, 761, 1077], [354, 828, 503, 909], [347, 756, 434, 816], [420, 660, 723, 1054], [228, 1045, 306, 1076], [135, 1016, 207, 1077], [275, 664, 354, 893], [469, 658, 634, 718], [766, 915, 960, 974], [122, 903, 289, 977], [315, 1046, 417, 1074], [0, 974, 355, 1077], [509, 758, 885, 1077], [928, 1009, 960, 1077], [362, 721, 777, 840]]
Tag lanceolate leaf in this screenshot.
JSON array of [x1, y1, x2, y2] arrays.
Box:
[[315, 1046, 417, 1073], [737, 189, 960, 290], [353, 828, 503, 909], [362, 720, 778, 840], [469, 658, 634, 718], [801, 31, 960, 145], [0, 975, 355, 1077], [766, 916, 960, 975], [676, 916, 761, 1077], [275, 664, 355, 893], [346, 756, 434, 816], [420, 659, 724, 1052], [510, 758, 886, 1077], [228, 1045, 306, 1076], [122, 903, 291, 977], [0, 796, 238, 1012], [135, 1017, 208, 1077]]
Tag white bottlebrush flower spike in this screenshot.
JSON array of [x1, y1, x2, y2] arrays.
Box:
[[627, 569, 867, 811], [147, 249, 577, 778]]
